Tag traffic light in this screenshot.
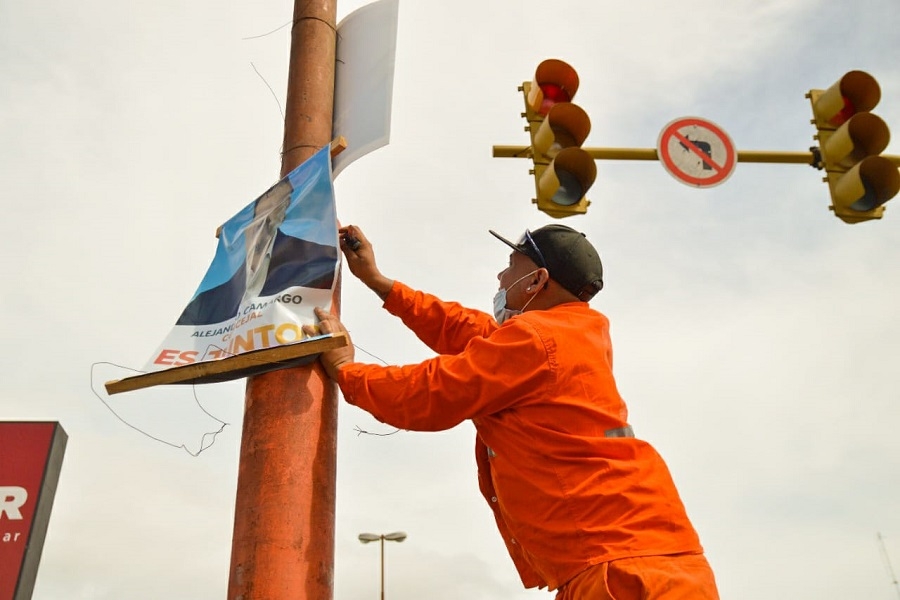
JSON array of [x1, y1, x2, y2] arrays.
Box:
[[808, 70, 900, 223], [521, 59, 597, 218]]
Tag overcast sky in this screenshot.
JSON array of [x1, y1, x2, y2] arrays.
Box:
[[3, 0, 900, 598]]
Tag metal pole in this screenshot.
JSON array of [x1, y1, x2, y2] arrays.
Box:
[[492, 144, 900, 166], [227, 1, 339, 599], [380, 536, 385, 600]]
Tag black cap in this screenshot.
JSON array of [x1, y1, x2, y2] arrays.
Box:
[[489, 225, 604, 301]]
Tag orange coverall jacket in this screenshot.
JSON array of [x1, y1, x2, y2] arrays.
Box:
[[337, 282, 703, 591]]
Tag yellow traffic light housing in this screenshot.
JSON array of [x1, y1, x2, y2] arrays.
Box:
[[522, 59, 597, 218], [808, 71, 900, 223]]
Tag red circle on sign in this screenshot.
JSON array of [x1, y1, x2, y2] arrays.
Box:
[[657, 117, 736, 187]]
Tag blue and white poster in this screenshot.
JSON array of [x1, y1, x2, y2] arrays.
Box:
[[143, 146, 339, 372]]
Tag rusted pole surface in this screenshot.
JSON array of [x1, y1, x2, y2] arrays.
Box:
[[228, 1, 338, 599]]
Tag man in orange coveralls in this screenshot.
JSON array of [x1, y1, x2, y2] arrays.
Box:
[[307, 223, 719, 599]]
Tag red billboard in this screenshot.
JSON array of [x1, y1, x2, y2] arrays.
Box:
[[0, 422, 67, 600]]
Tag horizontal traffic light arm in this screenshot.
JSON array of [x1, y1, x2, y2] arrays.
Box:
[[492, 145, 900, 166]]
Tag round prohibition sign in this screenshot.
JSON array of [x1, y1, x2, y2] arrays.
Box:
[[657, 117, 736, 187]]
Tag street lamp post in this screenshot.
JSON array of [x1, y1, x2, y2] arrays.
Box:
[[358, 531, 407, 600]]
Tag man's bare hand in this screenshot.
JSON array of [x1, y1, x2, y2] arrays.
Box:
[[339, 225, 394, 300], [303, 307, 356, 381]]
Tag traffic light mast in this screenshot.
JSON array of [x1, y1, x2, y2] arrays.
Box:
[[495, 63, 900, 224]]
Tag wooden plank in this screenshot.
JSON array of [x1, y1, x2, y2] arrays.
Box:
[[104, 332, 347, 395], [330, 135, 347, 159]]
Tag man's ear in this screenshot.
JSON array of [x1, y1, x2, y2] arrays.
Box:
[[528, 268, 551, 291]]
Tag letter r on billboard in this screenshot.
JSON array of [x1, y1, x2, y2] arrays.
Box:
[[0, 486, 27, 520]]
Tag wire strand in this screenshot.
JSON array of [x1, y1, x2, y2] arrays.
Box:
[[350, 343, 401, 436], [251, 62, 285, 121], [242, 20, 292, 40], [90, 361, 228, 457], [878, 532, 900, 600]]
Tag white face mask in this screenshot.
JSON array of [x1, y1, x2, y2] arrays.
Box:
[[492, 270, 539, 324]]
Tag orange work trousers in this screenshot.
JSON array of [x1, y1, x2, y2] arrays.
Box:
[[555, 553, 719, 600]]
